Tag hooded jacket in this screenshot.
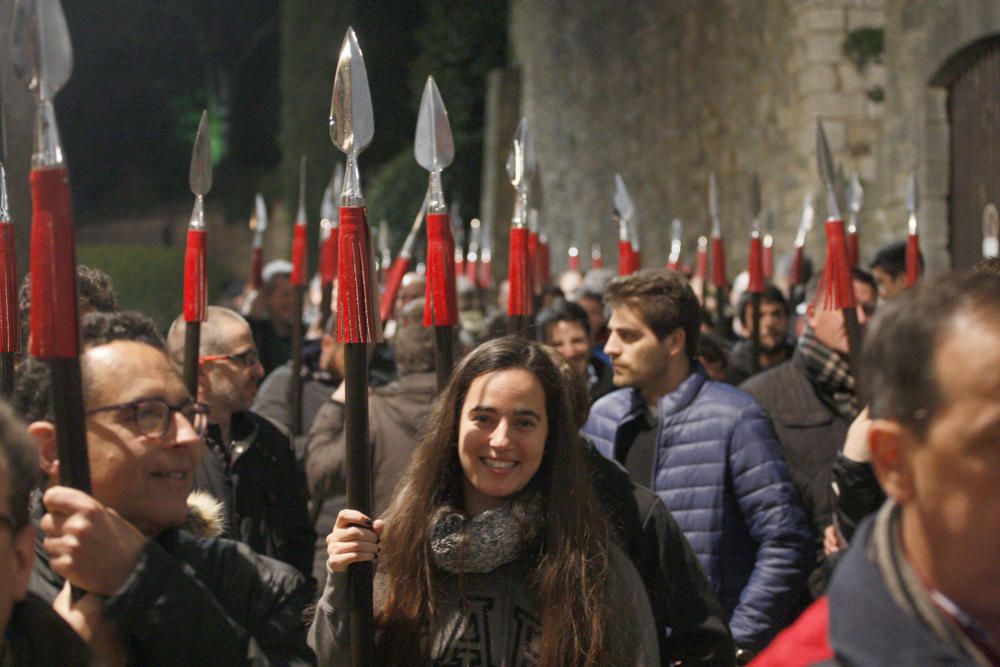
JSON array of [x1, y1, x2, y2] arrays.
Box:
[[582, 368, 812, 652]]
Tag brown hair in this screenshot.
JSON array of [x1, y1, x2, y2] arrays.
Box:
[[376, 336, 613, 665], [605, 269, 701, 358]]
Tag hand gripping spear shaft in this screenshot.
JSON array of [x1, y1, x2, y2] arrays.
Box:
[[330, 28, 381, 666], [416, 76, 457, 390], [817, 117, 862, 377], [507, 118, 535, 336], [319, 164, 342, 331], [182, 111, 212, 399], [13, 0, 89, 491], [0, 79, 17, 397]]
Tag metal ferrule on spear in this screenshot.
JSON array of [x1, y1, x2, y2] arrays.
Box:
[[507, 118, 535, 335], [330, 28, 381, 665], [762, 210, 774, 280], [318, 164, 342, 330], [13, 0, 89, 491], [790, 193, 814, 291], [0, 84, 18, 397], [249, 193, 268, 291], [591, 241, 603, 270], [983, 203, 999, 260], [695, 235, 708, 304], [816, 116, 862, 376], [905, 172, 921, 288], [567, 245, 580, 272], [181, 111, 212, 399], [415, 75, 458, 390]]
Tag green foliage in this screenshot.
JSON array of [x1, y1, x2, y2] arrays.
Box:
[[843, 28, 884, 71], [76, 245, 228, 333]]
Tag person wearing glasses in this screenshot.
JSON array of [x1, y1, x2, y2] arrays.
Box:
[[14, 310, 316, 665], [167, 306, 315, 581]]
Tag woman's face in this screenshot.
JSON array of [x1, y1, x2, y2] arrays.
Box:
[[457, 368, 549, 517]]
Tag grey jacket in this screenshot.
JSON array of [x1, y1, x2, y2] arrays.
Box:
[[308, 545, 659, 666]]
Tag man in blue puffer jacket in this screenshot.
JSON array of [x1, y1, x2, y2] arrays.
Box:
[[582, 270, 812, 660]]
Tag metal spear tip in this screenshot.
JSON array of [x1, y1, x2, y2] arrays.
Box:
[[514, 117, 536, 183], [11, 0, 73, 101], [378, 219, 391, 256], [296, 154, 307, 225], [329, 26, 373, 157], [254, 193, 268, 233], [708, 172, 720, 220], [815, 116, 835, 189], [414, 76, 454, 173], [613, 173, 634, 222], [189, 110, 212, 196], [671, 218, 683, 241], [847, 172, 864, 214], [906, 172, 918, 213], [750, 173, 762, 221], [0, 71, 7, 165], [795, 193, 815, 246]]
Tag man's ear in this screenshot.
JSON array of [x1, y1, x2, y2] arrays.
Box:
[[26, 421, 59, 485], [805, 301, 818, 330], [869, 419, 915, 503], [665, 328, 686, 359]]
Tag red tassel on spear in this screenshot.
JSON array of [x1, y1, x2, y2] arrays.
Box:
[[905, 173, 921, 288], [591, 242, 604, 270], [182, 111, 212, 399], [816, 116, 862, 374], [416, 75, 458, 390], [568, 246, 580, 272], [0, 88, 18, 397], [762, 211, 774, 281], [13, 0, 90, 491], [507, 118, 535, 335], [318, 164, 342, 331], [614, 174, 641, 275], [790, 193, 814, 289], [329, 27, 381, 665]]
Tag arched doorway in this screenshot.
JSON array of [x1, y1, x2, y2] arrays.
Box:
[[933, 35, 1000, 270]]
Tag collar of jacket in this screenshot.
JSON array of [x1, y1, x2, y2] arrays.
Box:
[[622, 363, 709, 424]]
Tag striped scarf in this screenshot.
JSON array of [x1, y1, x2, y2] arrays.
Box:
[[797, 329, 858, 421]]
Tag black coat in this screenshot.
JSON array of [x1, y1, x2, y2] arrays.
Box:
[[196, 411, 315, 581], [4, 593, 92, 666]]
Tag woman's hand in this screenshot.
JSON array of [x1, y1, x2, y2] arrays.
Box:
[[842, 407, 872, 463], [327, 509, 386, 573]]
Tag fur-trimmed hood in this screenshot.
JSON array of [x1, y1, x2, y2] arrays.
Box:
[[182, 490, 225, 539]]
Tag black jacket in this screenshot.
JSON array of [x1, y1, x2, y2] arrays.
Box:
[[582, 440, 735, 666], [3, 593, 93, 666], [196, 411, 315, 580], [29, 523, 316, 666]]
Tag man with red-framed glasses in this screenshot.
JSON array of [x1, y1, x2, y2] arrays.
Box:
[[167, 307, 314, 581]]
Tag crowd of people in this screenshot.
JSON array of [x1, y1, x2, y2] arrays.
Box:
[[0, 241, 998, 666]]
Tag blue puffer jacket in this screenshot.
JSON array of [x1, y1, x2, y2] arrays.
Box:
[[582, 367, 812, 652]]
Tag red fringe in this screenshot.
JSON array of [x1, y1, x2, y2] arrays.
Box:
[[711, 237, 727, 287], [424, 213, 459, 327], [479, 259, 492, 289], [291, 224, 308, 287], [320, 232, 338, 285], [508, 227, 533, 316], [619, 240, 639, 275], [0, 225, 18, 353], [748, 236, 764, 293], [337, 206, 382, 343], [906, 233, 920, 287], [465, 257, 478, 288], [30, 167, 79, 358], [183, 229, 208, 322], [696, 247, 707, 280], [818, 219, 855, 311], [379, 257, 410, 323], [568, 252, 580, 272], [790, 246, 804, 287]]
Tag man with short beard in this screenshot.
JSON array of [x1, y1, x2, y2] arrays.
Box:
[[725, 285, 794, 385]]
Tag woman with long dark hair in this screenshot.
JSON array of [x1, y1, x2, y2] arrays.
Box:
[[309, 336, 658, 665]]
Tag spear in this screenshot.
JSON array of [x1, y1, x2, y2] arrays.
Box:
[[507, 118, 535, 335], [288, 156, 308, 437], [614, 174, 640, 275], [451, 203, 465, 279], [762, 210, 775, 280], [249, 193, 268, 291], [12, 0, 89, 491], [465, 217, 481, 287], [479, 216, 493, 289], [817, 116, 862, 375], [377, 219, 392, 279], [591, 241, 604, 269], [379, 195, 427, 325], [527, 208, 540, 293], [319, 164, 343, 330], [0, 77, 17, 398], [667, 219, 683, 271], [567, 245, 580, 272], [905, 173, 921, 287], [790, 193, 815, 291], [330, 28, 380, 664], [748, 174, 764, 374], [983, 203, 999, 259], [709, 173, 729, 337], [695, 235, 708, 305], [846, 172, 863, 268], [415, 75, 458, 390], [181, 112, 212, 399]]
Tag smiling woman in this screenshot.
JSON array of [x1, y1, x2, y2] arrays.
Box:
[[311, 336, 660, 666]]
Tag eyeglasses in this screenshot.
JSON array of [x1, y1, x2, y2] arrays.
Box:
[[199, 348, 259, 368], [86, 398, 210, 438]]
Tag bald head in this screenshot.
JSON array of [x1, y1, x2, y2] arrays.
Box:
[[166, 306, 252, 368]]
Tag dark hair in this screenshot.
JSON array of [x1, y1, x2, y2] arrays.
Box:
[[971, 257, 1000, 276], [18, 265, 120, 352], [82, 310, 165, 351], [870, 240, 923, 279], [376, 336, 613, 665], [0, 401, 41, 530], [536, 298, 591, 337], [393, 300, 436, 375], [604, 269, 701, 358], [861, 272, 1000, 436], [804, 266, 878, 306], [736, 285, 789, 326]]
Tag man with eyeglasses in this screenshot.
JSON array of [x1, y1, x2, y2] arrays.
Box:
[[14, 310, 315, 665], [167, 306, 314, 581], [741, 267, 878, 597]]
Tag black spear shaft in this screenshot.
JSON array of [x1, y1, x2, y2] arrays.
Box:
[[0, 351, 14, 397], [50, 358, 91, 493], [714, 285, 729, 339], [289, 287, 305, 436], [319, 282, 333, 332], [183, 323, 200, 399], [844, 307, 863, 382], [435, 326, 453, 391], [751, 293, 762, 374]]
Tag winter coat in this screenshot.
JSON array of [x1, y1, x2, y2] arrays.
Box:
[[724, 337, 794, 386], [195, 410, 315, 580], [582, 368, 812, 652], [305, 371, 437, 584], [308, 546, 659, 666], [3, 593, 93, 666], [582, 441, 735, 665], [28, 495, 316, 666], [741, 355, 850, 568]]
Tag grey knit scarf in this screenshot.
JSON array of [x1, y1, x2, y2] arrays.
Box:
[[797, 329, 858, 421], [430, 495, 543, 574]]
